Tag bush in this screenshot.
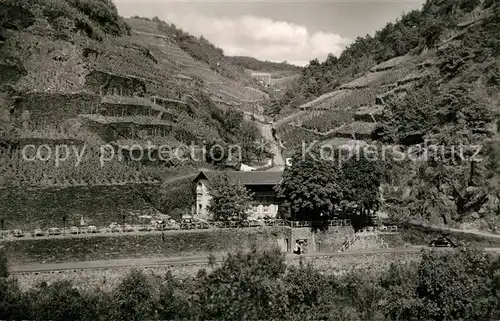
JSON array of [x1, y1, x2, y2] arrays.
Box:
[[71, 0, 130, 36], [0, 251, 7, 278], [25, 281, 94, 321], [111, 269, 155, 321], [3, 248, 500, 320]]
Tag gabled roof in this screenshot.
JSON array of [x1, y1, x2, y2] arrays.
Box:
[[194, 170, 282, 186]]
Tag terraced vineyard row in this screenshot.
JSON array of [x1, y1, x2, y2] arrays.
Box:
[[301, 109, 356, 132], [130, 28, 268, 107], [277, 125, 323, 155]]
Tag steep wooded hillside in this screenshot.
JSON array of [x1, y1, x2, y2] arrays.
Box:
[[275, 0, 500, 230], [226, 56, 301, 74], [270, 0, 498, 117]]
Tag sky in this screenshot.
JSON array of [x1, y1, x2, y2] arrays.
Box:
[[115, 0, 426, 66]]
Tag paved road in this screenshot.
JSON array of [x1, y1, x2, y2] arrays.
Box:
[[11, 246, 500, 274], [8, 247, 424, 274], [408, 220, 500, 239]]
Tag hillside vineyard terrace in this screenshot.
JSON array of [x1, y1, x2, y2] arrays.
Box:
[[20, 142, 247, 167]]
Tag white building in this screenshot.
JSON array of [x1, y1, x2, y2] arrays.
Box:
[[194, 171, 282, 220]]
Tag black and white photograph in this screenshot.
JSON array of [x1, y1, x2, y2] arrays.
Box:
[[1, 0, 500, 319]]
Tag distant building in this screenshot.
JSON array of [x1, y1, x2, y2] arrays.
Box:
[[250, 72, 272, 86], [194, 171, 282, 220], [240, 164, 256, 172]]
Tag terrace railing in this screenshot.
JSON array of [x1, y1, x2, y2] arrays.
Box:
[[285, 219, 351, 228], [358, 225, 398, 233]]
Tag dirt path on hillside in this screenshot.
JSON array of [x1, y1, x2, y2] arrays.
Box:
[[243, 112, 284, 166], [256, 121, 285, 166], [163, 172, 198, 184], [9, 248, 422, 273]]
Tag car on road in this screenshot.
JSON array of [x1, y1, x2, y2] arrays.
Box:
[[69, 227, 79, 234], [32, 229, 45, 237], [13, 229, 24, 238], [430, 236, 456, 248], [88, 225, 99, 233], [48, 228, 62, 236]]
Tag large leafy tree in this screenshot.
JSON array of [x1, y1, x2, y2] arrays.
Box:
[[201, 248, 289, 321], [111, 269, 155, 321], [416, 248, 496, 321], [340, 153, 384, 212], [339, 153, 384, 229], [207, 174, 254, 221], [276, 150, 343, 220]]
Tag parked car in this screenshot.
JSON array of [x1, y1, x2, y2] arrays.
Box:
[[88, 225, 99, 234], [48, 228, 62, 236], [153, 221, 165, 231], [430, 236, 456, 248], [138, 225, 153, 232], [32, 229, 45, 237], [180, 218, 195, 229], [13, 229, 24, 238], [109, 224, 121, 233], [69, 227, 79, 235], [164, 221, 180, 230], [123, 224, 134, 232]]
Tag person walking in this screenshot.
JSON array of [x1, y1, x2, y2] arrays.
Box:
[[294, 241, 302, 255]]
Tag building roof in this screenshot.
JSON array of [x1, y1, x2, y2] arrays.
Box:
[[194, 170, 282, 186]]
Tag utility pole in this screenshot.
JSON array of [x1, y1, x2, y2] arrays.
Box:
[[63, 216, 66, 236]]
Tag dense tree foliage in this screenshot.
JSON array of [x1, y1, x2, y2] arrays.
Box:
[[275, 150, 344, 220], [2, 248, 500, 320], [276, 148, 386, 223], [207, 173, 254, 221], [3, 0, 130, 41], [208, 107, 272, 165]]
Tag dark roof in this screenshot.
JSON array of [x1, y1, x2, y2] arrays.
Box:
[[194, 170, 282, 186]]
